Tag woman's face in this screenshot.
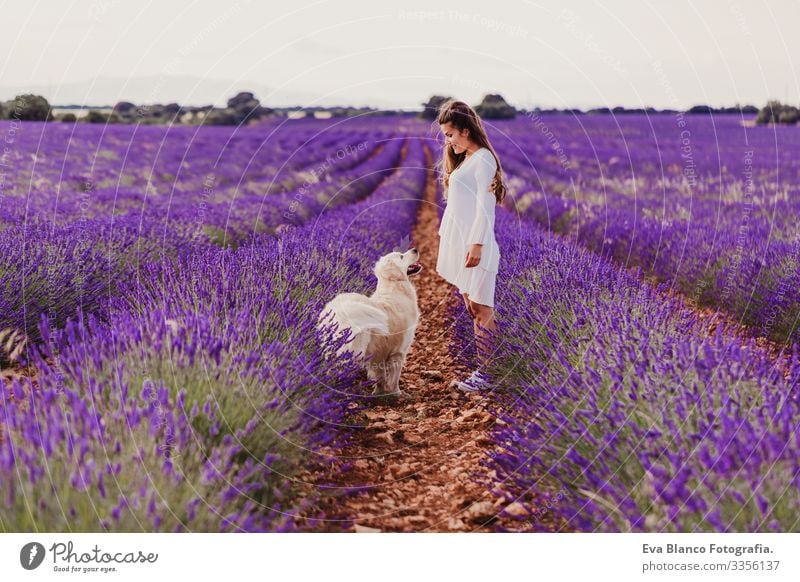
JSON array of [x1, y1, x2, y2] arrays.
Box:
[[440, 122, 473, 156]]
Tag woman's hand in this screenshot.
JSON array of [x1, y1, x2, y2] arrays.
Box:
[[465, 243, 482, 268]]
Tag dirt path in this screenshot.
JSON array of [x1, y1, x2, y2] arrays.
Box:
[[296, 144, 525, 532]]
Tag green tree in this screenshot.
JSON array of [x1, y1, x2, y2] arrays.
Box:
[[204, 108, 239, 125], [778, 109, 799, 125], [474, 94, 516, 119], [84, 110, 120, 123], [7, 94, 52, 121], [756, 100, 799, 125], [419, 95, 453, 120], [225, 91, 269, 124]]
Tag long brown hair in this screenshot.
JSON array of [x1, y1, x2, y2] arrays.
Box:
[[433, 99, 506, 204]]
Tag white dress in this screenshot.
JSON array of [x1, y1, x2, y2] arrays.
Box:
[[436, 147, 500, 308]]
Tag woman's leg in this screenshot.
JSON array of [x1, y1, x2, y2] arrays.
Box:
[[462, 292, 496, 364], [462, 292, 477, 319], [470, 300, 497, 368]]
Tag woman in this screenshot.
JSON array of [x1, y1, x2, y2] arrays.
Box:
[[434, 100, 506, 392]]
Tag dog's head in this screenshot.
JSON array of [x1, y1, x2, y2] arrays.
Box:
[[373, 247, 422, 282]]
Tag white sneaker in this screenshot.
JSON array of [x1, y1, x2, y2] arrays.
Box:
[[454, 370, 490, 393]]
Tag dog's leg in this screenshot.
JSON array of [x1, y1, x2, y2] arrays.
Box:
[[367, 360, 386, 395], [385, 353, 405, 394]]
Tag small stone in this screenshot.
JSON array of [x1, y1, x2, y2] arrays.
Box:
[[354, 524, 381, 533], [475, 433, 493, 445], [422, 370, 444, 381], [456, 409, 481, 423], [403, 433, 423, 444], [465, 501, 496, 522], [391, 463, 416, 479], [373, 431, 394, 446], [478, 412, 494, 424], [447, 517, 466, 530], [504, 502, 529, 518]]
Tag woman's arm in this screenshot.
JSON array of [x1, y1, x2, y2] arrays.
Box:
[[465, 243, 483, 268], [467, 150, 497, 246]]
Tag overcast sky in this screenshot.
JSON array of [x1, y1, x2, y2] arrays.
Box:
[[1, 0, 798, 109]]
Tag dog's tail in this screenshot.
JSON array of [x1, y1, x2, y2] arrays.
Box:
[[318, 294, 389, 359]]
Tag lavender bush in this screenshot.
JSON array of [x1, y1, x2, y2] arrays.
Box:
[[459, 203, 800, 532], [486, 114, 800, 343], [0, 115, 427, 530]]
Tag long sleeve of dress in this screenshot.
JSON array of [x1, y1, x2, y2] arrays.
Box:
[[467, 150, 497, 246]]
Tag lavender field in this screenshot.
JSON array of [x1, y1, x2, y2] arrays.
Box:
[[1, 114, 799, 532], [0, 116, 426, 530], [488, 114, 800, 344]]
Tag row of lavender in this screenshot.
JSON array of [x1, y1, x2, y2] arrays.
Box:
[[488, 114, 800, 343], [0, 116, 394, 226], [0, 120, 428, 530], [446, 193, 800, 531], [0, 119, 409, 347]]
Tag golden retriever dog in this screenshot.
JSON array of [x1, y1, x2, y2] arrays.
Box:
[[318, 248, 422, 396]]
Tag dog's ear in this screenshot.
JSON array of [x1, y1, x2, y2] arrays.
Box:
[[375, 259, 406, 282]]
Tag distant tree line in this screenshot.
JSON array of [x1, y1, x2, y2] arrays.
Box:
[[0, 91, 411, 125], [91, 92, 274, 125], [2, 91, 794, 125], [419, 94, 766, 120], [579, 104, 760, 115], [0, 92, 273, 125]]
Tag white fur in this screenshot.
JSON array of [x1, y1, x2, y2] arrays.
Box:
[[318, 248, 422, 395]]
